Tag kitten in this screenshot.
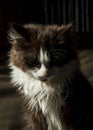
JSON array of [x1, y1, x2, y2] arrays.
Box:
[[8, 23, 93, 130]]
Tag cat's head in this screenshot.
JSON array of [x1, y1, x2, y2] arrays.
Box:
[[8, 23, 76, 82]]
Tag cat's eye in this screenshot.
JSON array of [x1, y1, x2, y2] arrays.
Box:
[[27, 61, 41, 69], [25, 58, 41, 69], [35, 63, 41, 68], [49, 60, 55, 68], [49, 60, 63, 68]]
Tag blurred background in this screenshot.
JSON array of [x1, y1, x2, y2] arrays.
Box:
[[0, 0, 93, 130]]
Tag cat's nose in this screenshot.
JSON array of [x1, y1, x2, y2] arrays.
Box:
[[38, 76, 48, 82], [38, 68, 49, 81]]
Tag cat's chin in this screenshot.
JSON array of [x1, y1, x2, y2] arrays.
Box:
[[36, 77, 50, 82], [38, 76, 55, 83], [38, 78, 48, 82], [33, 76, 54, 82]]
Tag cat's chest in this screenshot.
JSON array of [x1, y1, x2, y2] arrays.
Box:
[[11, 66, 66, 130], [22, 77, 63, 111], [26, 80, 64, 130]]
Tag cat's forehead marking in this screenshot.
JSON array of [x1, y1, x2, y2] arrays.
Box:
[[39, 48, 49, 63]]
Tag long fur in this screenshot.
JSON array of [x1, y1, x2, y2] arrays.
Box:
[[9, 59, 78, 130], [8, 23, 93, 130]]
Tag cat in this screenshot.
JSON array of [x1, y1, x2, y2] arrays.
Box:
[[8, 23, 93, 130]]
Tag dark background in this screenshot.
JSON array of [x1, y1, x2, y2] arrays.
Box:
[[0, 0, 93, 54], [0, 0, 93, 130], [0, 0, 93, 48]]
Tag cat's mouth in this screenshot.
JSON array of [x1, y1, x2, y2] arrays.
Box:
[[38, 77, 48, 82]]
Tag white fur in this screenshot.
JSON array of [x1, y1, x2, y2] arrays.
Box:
[[40, 48, 49, 63], [29, 48, 50, 80], [9, 59, 78, 130], [35, 64, 48, 79]]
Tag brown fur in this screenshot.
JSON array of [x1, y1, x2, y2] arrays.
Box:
[[9, 23, 72, 71], [8, 23, 93, 130], [22, 108, 47, 130]]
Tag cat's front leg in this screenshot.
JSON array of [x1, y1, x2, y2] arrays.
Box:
[[22, 110, 48, 130]]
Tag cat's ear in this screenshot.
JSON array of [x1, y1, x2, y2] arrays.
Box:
[[8, 23, 30, 45], [56, 23, 73, 44]]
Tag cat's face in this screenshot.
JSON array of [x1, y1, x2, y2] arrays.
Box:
[[8, 23, 76, 82]]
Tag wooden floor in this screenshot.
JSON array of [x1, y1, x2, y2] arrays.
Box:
[[0, 63, 22, 130], [0, 49, 93, 130]]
